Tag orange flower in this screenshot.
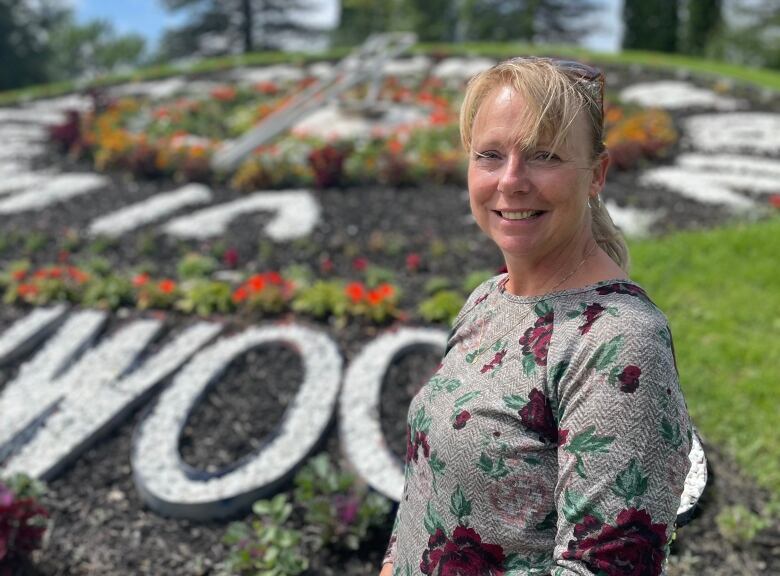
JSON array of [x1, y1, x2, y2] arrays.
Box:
[[17, 283, 38, 297], [11, 269, 27, 281], [248, 274, 266, 292], [211, 86, 237, 102], [345, 282, 366, 303], [133, 273, 150, 287], [67, 267, 90, 284], [45, 266, 63, 279], [158, 279, 176, 294], [387, 138, 404, 155], [232, 286, 248, 303]]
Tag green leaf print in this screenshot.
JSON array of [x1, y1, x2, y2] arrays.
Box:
[[535, 509, 557, 531], [535, 301, 553, 317], [562, 488, 603, 524], [503, 394, 526, 410], [607, 365, 621, 387], [504, 552, 552, 574], [412, 406, 432, 434], [661, 417, 683, 449], [611, 458, 649, 506], [587, 334, 624, 372], [476, 452, 509, 479], [423, 501, 446, 535], [550, 360, 569, 389], [522, 353, 537, 375], [426, 375, 462, 399], [564, 426, 615, 479], [454, 390, 481, 410], [429, 453, 446, 475], [449, 485, 472, 521]]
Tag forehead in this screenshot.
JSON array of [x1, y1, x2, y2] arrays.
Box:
[[471, 85, 588, 154]]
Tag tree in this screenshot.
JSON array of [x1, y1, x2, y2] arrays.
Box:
[[47, 17, 146, 82], [160, 0, 323, 58], [710, 2, 780, 70], [332, 0, 413, 47], [683, 0, 722, 55], [622, 0, 679, 53], [0, 0, 68, 90]]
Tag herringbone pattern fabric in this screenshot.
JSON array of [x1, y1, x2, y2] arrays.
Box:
[[384, 276, 692, 576]]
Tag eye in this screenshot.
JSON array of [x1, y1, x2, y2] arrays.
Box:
[[473, 150, 500, 162], [531, 150, 561, 162]]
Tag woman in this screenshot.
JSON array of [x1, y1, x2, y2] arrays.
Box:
[[380, 58, 693, 576]]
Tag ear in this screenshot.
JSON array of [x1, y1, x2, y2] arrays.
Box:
[[589, 150, 610, 198]]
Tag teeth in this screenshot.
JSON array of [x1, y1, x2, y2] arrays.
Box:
[[500, 210, 538, 220]]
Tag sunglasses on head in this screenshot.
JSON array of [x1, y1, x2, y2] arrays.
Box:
[[509, 56, 605, 115]]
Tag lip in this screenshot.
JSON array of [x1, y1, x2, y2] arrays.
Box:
[[492, 209, 547, 225]]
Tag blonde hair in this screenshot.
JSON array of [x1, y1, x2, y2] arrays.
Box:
[[460, 57, 629, 271]]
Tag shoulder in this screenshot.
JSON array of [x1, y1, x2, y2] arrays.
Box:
[[449, 273, 505, 331], [549, 280, 673, 362]]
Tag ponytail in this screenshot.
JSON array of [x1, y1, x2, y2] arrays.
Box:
[[590, 198, 630, 271]]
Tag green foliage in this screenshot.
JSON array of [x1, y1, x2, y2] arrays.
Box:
[[222, 494, 308, 576], [23, 232, 48, 255], [88, 235, 118, 255], [291, 280, 348, 319], [176, 279, 233, 316], [715, 505, 770, 545], [418, 290, 463, 324], [363, 264, 396, 288], [423, 276, 452, 295], [293, 453, 392, 551], [462, 270, 493, 294], [81, 274, 134, 309], [177, 252, 218, 280], [683, 0, 722, 56], [3, 473, 47, 500], [281, 264, 314, 290], [622, 0, 678, 53]]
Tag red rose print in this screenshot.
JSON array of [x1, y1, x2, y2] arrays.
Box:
[[579, 303, 606, 335], [453, 410, 471, 430], [563, 508, 668, 576], [518, 388, 558, 444], [558, 429, 570, 446], [618, 365, 642, 393], [519, 311, 554, 367], [596, 282, 648, 300], [406, 425, 431, 464], [420, 526, 506, 576], [480, 349, 507, 374]]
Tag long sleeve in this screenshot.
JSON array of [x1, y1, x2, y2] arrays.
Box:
[[382, 508, 399, 565], [548, 302, 692, 575]]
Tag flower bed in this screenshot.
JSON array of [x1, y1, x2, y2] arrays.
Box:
[[49, 67, 679, 188]]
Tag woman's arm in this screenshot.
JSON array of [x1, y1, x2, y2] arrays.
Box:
[[379, 562, 393, 576], [549, 310, 692, 575]]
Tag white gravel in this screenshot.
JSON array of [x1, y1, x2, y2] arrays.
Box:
[[620, 81, 744, 110], [0, 173, 109, 214], [685, 112, 780, 154], [88, 184, 213, 237], [163, 189, 320, 241]]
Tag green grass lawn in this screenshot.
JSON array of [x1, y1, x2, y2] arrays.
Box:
[[629, 216, 780, 496]]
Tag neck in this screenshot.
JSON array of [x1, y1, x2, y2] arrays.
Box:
[[502, 229, 597, 297]]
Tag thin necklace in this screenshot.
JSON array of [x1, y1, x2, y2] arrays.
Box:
[[469, 241, 598, 364]]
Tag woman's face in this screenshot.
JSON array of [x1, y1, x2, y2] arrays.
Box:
[[467, 85, 608, 267]]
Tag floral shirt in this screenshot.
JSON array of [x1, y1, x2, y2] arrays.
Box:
[[383, 276, 693, 576]]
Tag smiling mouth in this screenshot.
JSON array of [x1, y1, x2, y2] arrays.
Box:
[[494, 210, 545, 221]]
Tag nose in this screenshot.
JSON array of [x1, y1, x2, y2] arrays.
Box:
[[496, 152, 531, 194]]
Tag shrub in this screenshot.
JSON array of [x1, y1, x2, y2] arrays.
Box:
[[293, 453, 392, 551], [81, 274, 135, 309], [222, 494, 307, 576], [177, 252, 218, 280], [176, 280, 233, 316], [232, 272, 295, 315], [344, 281, 400, 323], [418, 290, 464, 324], [0, 474, 48, 567], [291, 280, 348, 320]]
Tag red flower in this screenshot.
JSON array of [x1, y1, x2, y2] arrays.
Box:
[[158, 279, 176, 294], [211, 86, 237, 102], [563, 508, 668, 576], [16, 284, 38, 298], [420, 526, 505, 576], [618, 365, 642, 393], [132, 273, 150, 287], [265, 271, 283, 285], [232, 286, 248, 303], [320, 257, 333, 273], [345, 282, 366, 303], [248, 275, 266, 292], [67, 267, 89, 284], [769, 194, 780, 209], [579, 303, 606, 335], [406, 252, 422, 272], [11, 269, 27, 281], [518, 388, 558, 444], [352, 257, 368, 271], [453, 410, 471, 430], [223, 248, 239, 268]]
